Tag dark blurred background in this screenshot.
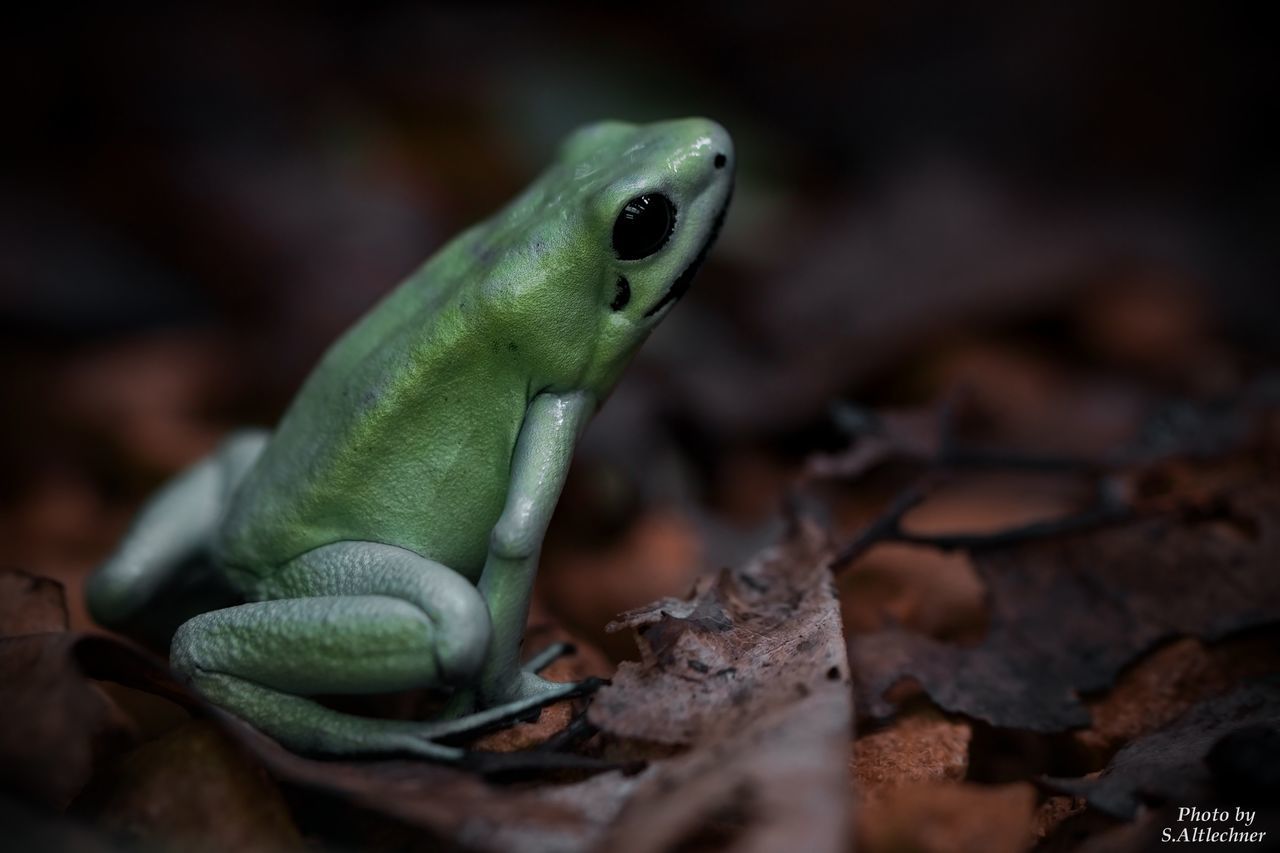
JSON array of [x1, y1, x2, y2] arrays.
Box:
[[3, 3, 1277, 644]]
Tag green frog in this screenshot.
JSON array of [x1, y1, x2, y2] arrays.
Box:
[[86, 118, 734, 761]]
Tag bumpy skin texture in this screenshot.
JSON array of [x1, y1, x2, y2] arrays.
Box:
[[86, 118, 735, 759]]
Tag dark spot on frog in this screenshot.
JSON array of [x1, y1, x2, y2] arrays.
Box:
[[797, 638, 816, 653], [714, 153, 727, 169], [611, 276, 630, 311], [687, 659, 709, 674], [827, 666, 842, 681]]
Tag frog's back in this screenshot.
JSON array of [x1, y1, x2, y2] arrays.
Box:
[[211, 118, 711, 583], [215, 234, 535, 583]]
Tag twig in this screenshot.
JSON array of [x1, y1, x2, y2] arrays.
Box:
[[463, 748, 643, 781], [829, 482, 931, 569], [825, 385, 1279, 571], [437, 677, 608, 744], [827, 391, 1143, 571], [893, 491, 1131, 552], [830, 474, 1133, 573]]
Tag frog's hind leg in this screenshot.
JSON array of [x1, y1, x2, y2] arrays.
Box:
[[169, 541, 587, 759], [86, 429, 268, 630]]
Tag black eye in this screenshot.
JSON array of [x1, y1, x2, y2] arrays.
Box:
[[612, 193, 676, 260]]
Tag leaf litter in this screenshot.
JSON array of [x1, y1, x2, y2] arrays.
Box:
[[0, 518, 853, 853], [849, 482, 1280, 731]]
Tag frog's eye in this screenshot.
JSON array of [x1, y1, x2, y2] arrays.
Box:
[[612, 194, 676, 260]]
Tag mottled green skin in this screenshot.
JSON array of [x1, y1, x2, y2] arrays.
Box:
[[86, 118, 734, 759]]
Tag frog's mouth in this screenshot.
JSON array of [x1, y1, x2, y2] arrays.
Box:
[[643, 184, 733, 319]]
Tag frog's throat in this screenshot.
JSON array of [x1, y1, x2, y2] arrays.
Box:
[[642, 183, 733, 319]]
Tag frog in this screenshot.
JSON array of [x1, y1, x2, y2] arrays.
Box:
[[86, 117, 734, 761]]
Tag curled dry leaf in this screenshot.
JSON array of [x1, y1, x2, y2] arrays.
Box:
[[591, 521, 846, 745], [850, 483, 1280, 731], [0, 570, 136, 808], [587, 521, 852, 853], [0, 569, 70, 638]]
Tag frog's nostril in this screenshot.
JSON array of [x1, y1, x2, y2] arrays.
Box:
[[714, 153, 727, 169]]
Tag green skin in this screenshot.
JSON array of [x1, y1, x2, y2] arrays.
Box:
[[86, 118, 734, 760]]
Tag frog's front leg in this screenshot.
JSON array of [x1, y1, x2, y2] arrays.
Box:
[[170, 541, 577, 759], [476, 390, 595, 707]]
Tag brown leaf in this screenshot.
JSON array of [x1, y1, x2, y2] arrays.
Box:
[[851, 483, 1280, 731], [0, 633, 137, 808], [1, 795, 123, 853], [1045, 679, 1280, 819], [0, 571, 136, 808], [71, 720, 303, 853], [1032, 795, 1089, 843], [0, 569, 69, 637], [34, 524, 849, 853], [540, 509, 704, 662], [838, 543, 986, 640], [595, 688, 850, 853], [587, 521, 853, 853], [855, 781, 1036, 853], [854, 711, 971, 805], [1078, 632, 1280, 760], [147, 702, 636, 853], [591, 522, 847, 746]]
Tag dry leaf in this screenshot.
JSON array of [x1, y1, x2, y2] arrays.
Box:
[[851, 483, 1280, 731], [854, 711, 972, 805], [1045, 679, 1280, 819], [1078, 632, 1280, 759], [0, 571, 137, 808], [591, 522, 846, 746], [0, 569, 70, 637], [71, 720, 302, 853], [590, 520, 853, 853], [856, 781, 1036, 853], [28, 522, 851, 853]]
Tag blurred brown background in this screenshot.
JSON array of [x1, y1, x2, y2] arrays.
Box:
[[2, 2, 1277, 649]]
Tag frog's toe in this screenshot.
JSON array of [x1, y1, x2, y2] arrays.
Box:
[[506, 671, 607, 703], [521, 641, 576, 673], [418, 678, 605, 743], [396, 737, 467, 763]]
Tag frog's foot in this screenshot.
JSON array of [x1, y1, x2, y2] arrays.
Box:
[[419, 676, 604, 743], [168, 542, 603, 762], [190, 669, 601, 762], [522, 641, 576, 674]]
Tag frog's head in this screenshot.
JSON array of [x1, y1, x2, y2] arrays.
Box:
[[477, 118, 733, 400], [545, 118, 735, 394], [571, 118, 733, 318]]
